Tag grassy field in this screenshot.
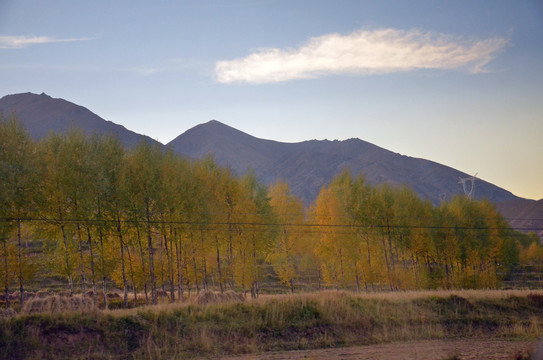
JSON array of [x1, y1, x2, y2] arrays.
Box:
[[1, 289, 543, 359]]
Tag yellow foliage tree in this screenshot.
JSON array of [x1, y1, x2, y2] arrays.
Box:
[[268, 181, 306, 292]]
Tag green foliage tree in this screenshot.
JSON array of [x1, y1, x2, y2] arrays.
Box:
[[88, 134, 126, 308], [123, 140, 165, 305], [0, 114, 40, 306]]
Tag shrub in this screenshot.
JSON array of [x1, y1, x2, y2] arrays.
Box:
[[21, 295, 98, 314]]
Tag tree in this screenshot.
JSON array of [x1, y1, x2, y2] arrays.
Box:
[[268, 181, 306, 293], [233, 171, 275, 297], [38, 133, 76, 295], [88, 134, 126, 308], [0, 114, 40, 306], [123, 140, 164, 304]]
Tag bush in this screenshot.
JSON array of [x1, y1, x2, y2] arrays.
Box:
[[21, 295, 98, 314]]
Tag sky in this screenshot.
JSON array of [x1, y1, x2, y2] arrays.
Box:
[[0, 0, 542, 200]]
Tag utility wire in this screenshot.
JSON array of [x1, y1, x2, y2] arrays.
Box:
[[2, 216, 542, 232]]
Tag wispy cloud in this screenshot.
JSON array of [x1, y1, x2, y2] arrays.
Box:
[[0, 35, 92, 49], [215, 28, 509, 84], [127, 58, 210, 76]]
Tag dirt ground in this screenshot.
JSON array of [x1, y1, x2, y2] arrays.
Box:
[[220, 339, 541, 360]]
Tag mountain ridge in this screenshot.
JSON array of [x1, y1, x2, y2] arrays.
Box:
[[0, 92, 531, 208], [166, 119, 521, 206]]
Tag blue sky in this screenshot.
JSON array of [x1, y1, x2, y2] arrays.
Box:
[[0, 0, 542, 200]]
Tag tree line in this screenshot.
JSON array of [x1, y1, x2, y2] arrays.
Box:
[[1, 114, 540, 308]]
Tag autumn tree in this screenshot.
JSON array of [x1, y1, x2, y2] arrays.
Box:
[[233, 171, 275, 297], [0, 114, 41, 306], [312, 173, 357, 290], [38, 133, 77, 295], [88, 134, 126, 307], [268, 181, 307, 293]]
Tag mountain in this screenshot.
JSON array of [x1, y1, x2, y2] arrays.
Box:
[[496, 199, 543, 240], [0, 92, 161, 148], [0, 92, 532, 225], [167, 120, 521, 206]]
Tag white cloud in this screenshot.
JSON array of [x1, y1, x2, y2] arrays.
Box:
[[215, 28, 509, 84], [0, 35, 92, 49]]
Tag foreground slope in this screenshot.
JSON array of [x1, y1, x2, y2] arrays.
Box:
[[1, 291, 541, 359], [167, 120, 521, 205], [0, 92, 161, 148]]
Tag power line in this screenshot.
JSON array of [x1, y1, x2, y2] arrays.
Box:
[[2, 207, 543, 223], [2, 216, 542, 232]]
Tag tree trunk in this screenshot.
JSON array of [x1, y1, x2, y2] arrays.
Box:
[[60, 223, 74, 296], [215, 234, 224, 293], [146, 202, 157, 305], [17, 219, 24, 306], [190, 232, 200, 294], [200, 230, 208, 290], [86, 227, 97, 306], [99, 226, 108, 309], [251, 234, 259, 299], [76, 223, 87, 294], [338, 247, 345, 289], [228, 215, 235, 290], [126, 244, 138, 307], [135, 226, 149, 305], [175, 228, 183, 302], [168, 226, 175, 303], [116, 216, 128, 307], [380, 236, 392, 291], [3, 240, 10, 308]]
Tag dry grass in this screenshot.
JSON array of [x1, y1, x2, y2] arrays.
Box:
[[254, 289, 543, 303], [21, 294, 98, 315], [0, 307, 17, 319], [196, 290, 246, 305], [5, 289, 542, 359], [104, 288, 543, 320]]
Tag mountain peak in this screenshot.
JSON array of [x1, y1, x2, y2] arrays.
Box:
[[2, 91, 50, 101], [196, 119, 243, 132], [169, 119, 257, 146]]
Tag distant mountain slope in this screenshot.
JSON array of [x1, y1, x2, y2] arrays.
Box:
[[0, 92, 161, 148], [496, 199, 543, 240], [0, 92, 528, 210], [167, 120, 521, 205]]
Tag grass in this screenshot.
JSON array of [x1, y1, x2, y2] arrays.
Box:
[[1, 290, 543, 359]]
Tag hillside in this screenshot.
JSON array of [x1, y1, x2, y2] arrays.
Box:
[[0, 92, 161, 148], [496, 199, 543, 239], [167, 120, 521, 205]]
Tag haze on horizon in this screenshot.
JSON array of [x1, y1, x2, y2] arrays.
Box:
[[0, 1, 541, 200]]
